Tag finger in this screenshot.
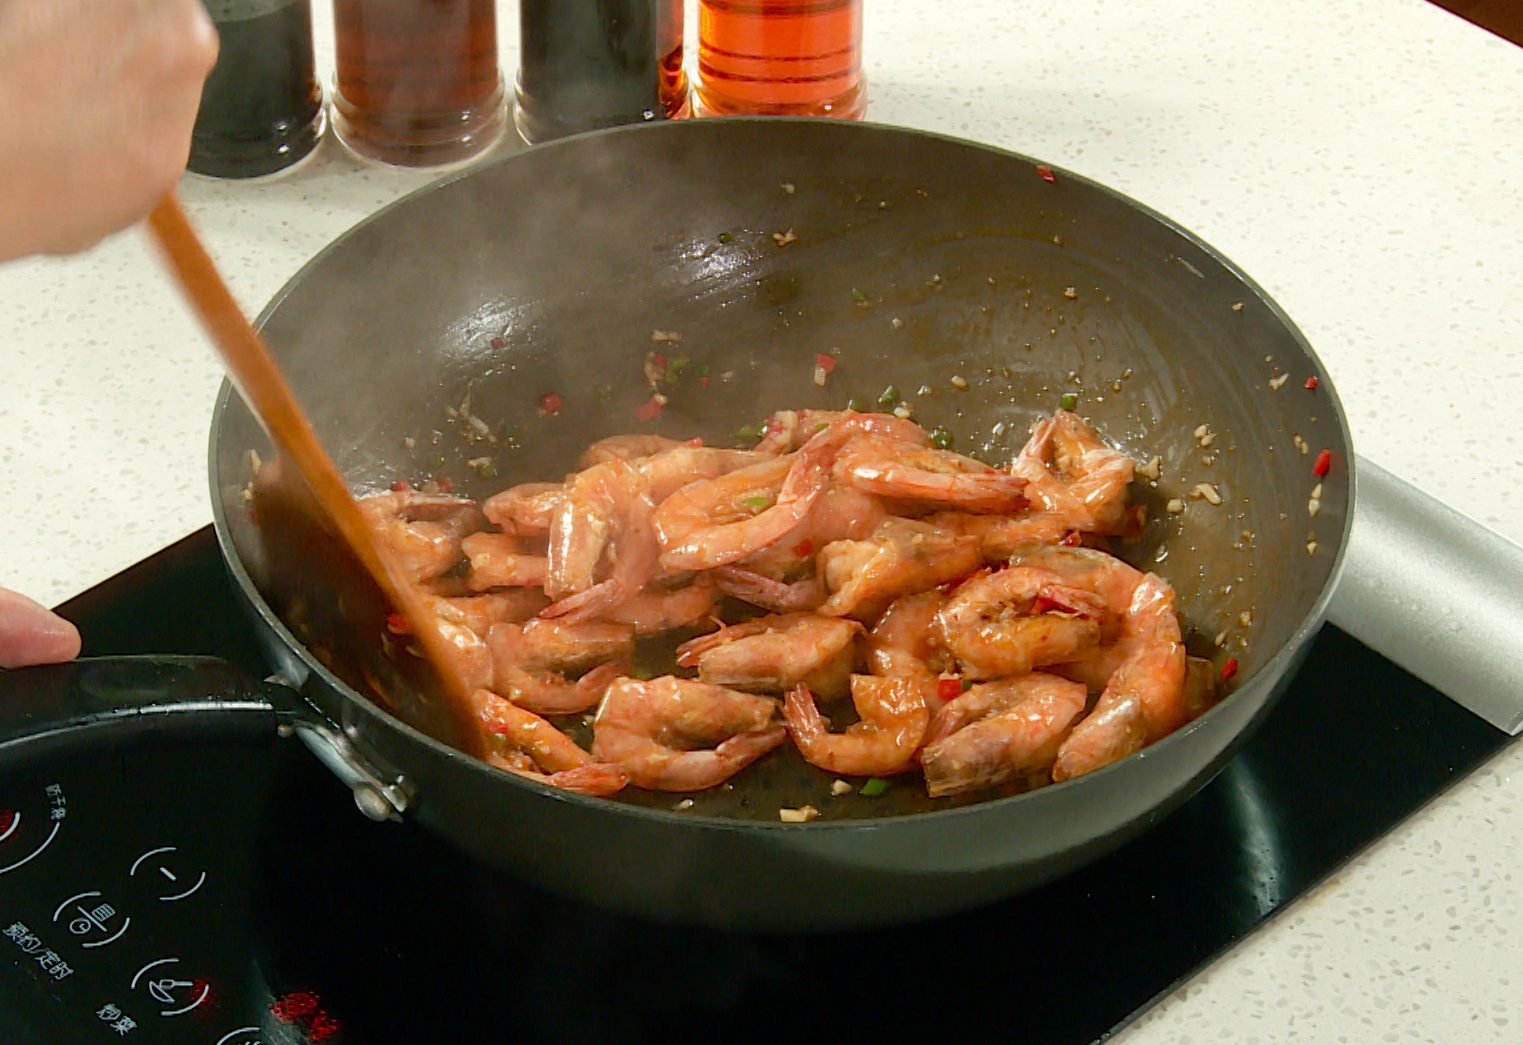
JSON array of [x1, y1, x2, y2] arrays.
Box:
[[0, 588, 82, 669]]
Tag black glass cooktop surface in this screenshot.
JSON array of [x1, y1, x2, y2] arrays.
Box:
[[0, 527, 1509, 1045]]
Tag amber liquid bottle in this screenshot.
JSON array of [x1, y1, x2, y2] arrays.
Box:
[[694, 0, 865, 119], [331, 0, 506, 168]]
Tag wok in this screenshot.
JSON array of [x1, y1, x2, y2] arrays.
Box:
[[16, 119, 1355, 930]]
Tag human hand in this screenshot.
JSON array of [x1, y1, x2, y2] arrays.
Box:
[[0, 0, 218, 261], [0, 588, 81, 669]]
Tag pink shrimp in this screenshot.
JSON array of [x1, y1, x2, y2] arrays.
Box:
[[542, 460, 662, 622], [487, 619, 633, 715], [919, 674, 1088, 797], [591, 677, 786, 791], [473, 689, 628, 796], [864, 590, 947, 678], [482, 482, 563, 538], [712, 566, 827, 613], [461, 532, 549, 591], [600, 579, 720, 634], [580, 433, 690, 466], [357, 489, 480, 584], [816, 518, 982, 622], [1051, 573, 1187, 782], [676, 612, 860, 700], [834, 434, 1029, 513], [1011, 410, 1135, 535], [933, 566, 1112, 680], [420, 591, 549, 638], [638, 446, 772, 503], [783, 675, 932, 777], [928, 511, 1071, 560]]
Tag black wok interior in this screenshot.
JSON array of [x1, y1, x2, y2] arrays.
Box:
[[213, 118, 1350, 823]]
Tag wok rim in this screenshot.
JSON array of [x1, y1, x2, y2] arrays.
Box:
[[207, 115, 1356, 832]]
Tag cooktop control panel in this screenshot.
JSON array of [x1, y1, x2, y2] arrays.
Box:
[[0, 737, 343, 1045]]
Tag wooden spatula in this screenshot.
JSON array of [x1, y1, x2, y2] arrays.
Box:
[[146, 194, 487, 758]]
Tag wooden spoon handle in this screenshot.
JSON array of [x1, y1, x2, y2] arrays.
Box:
[[146, 194, 485, 757]]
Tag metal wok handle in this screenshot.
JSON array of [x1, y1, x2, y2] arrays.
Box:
[[1329, 459, 1523, 735], [0, 656, 413, 821]]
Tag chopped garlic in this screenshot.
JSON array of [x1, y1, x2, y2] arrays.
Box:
[[1138, 456, 1162, 481], [1063, 286, 1078, 299], [1268, 374, 1290, 391], [674, 799, 695, 812], [1190, 483, 1222, 506], [1239, 610, 1253, 627], [780, 182, 795, 194], [773, 228, 797, 247], [831, 780, 853, 796], [1308, 497, 1322, 518], [651, 329, 683, 342], [1166, 498, 1186, 514], [779, 805, 820, 823], [950, 375, 968, 390], [893, 403, 913, 419], [891, 317, 904, 330]]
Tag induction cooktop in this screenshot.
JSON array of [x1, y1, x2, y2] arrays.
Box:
[[0, 527, 1508, 1045]]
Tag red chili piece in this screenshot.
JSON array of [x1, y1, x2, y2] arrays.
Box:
[[682, 436, 704, 447], [634, 397, 664, 422], [793, 538, 814, 557], [1220, 657, 1239, 682], [1035, 165, 1056, 183], [1304, 376, 1319, 390], [385, 612, 411, 635], [814, 353, 837, 374], [699, 376, 710, 387], [937, 677, 962, 703], [390, 479, 409, 492], [1312, 449, 1331, 477], [539, 392, 563, 415], [489, 337, 504, 349], [438, 476, 454, 493], [1059, 531, 1083, 546]]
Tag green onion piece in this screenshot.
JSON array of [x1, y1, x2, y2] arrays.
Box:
[[929, 427, 953, 450], [851, 288, 868, 303], [877, 385, 900, 409], [695, 363, 711, 378], [667, 356, 690, 386], [736, 424, 761, 440], [847, 397, 868, 413], [961, 678, 975, 692], [597, 383, 613, 401], [742, 494, 770, 510], [428, 454, 447, 470], [1059, 392, 1078, 411], [860, 778, 890, 797], [500, 423, 518, 440], [718, 231, 733, 244], [477, 462, 498, 479]]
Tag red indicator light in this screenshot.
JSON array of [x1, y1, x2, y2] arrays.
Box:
[[273, 990, 343, 1042]]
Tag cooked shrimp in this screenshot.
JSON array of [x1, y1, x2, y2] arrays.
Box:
[[1051, 573, 1187, 782], [933, 566, 1111, 680], [461, 532, 548, 591], [487, 620, 633, 715], [816, 518, 982, 621], [656, 414, 927, 572], [474, 689, 628, 796], [835, 434, 1028, 513], [1011, 410, 1134, 534], [753, 409, 924, 454], [784, 675, 932, 776], [638, 446, 772, 502], [928, 511, 1071, 560], [430, 616, 493, 692], [713, 566, 827, 613], [676, 613, 860, 700], [482, 482, 563, 538], [864, 590, 947, 678], [601, 579, 719, 634], [1003, 545, 1148, 689], [357, 489, 480, 584], [544, 461, 662, 622], [421, 591, 548, 638], [919, 674, 1088, 797], [581, 433, 691, 466], [591, 677, 786, 791]]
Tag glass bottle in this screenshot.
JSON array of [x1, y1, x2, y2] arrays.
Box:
[[330, 0, 507, 168], [515, 0, 688, 145], [189, 0, 326, 179], [694, 0, 865, 119]]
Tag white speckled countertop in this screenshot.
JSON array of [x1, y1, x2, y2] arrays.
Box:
[[2, 0, 1521, 1038]]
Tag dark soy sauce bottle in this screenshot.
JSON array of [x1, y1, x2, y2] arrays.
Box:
[[515, 0, 688, 144], [189, 0, 326, 179]]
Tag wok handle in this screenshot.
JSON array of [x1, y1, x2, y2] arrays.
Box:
[[0, 655, 299, 768], [1329, 458, 1523, 735]]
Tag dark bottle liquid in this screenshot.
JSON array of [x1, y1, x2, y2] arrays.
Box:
[[331, 0, 506, 168], [189, 0, 325, 179], [515, 0, 688, 144]]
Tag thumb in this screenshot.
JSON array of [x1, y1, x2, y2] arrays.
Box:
[[0, 587, 82, 669]]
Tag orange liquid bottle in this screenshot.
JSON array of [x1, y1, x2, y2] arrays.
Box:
[[694, 0, 865, 119]]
